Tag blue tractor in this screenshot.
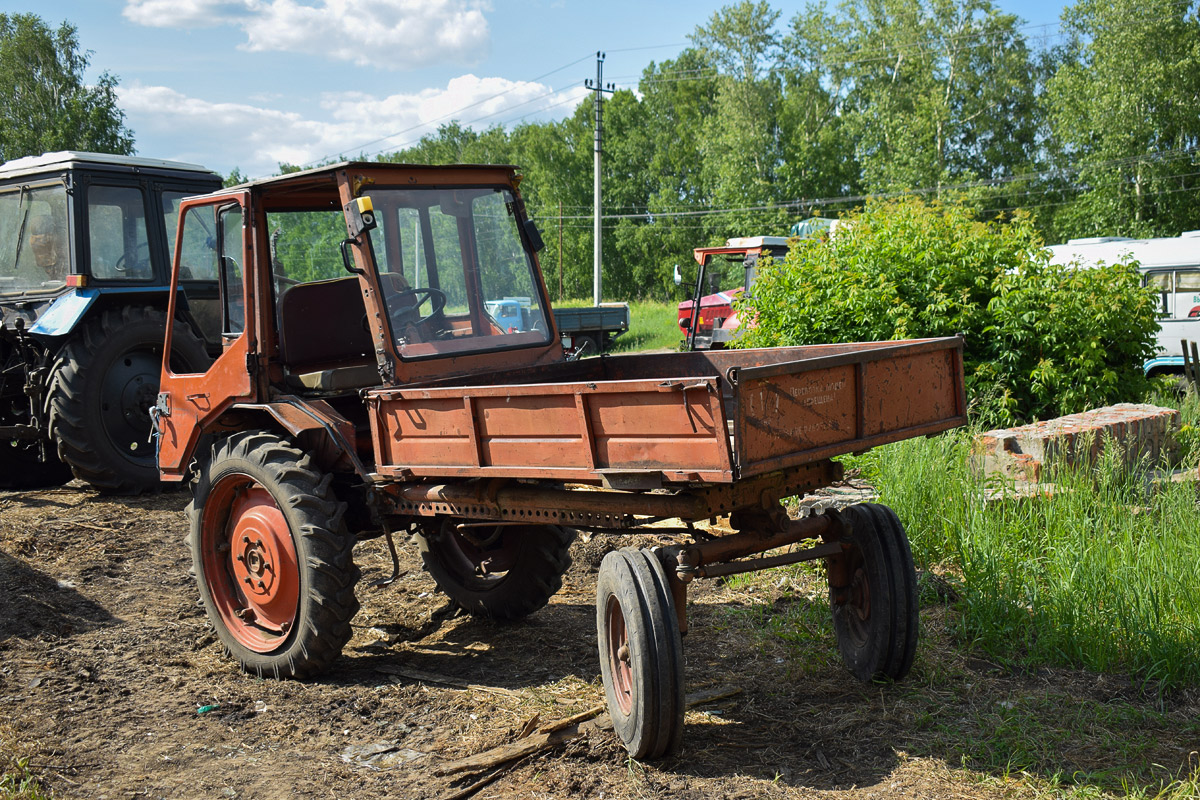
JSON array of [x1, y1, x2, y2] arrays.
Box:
[[0, 152, 222, 492]]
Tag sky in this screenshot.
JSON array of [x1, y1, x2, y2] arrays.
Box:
[[8, 0, 1067, 179]]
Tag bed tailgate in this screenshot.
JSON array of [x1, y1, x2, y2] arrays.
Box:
[[729, 336, 966, 478]]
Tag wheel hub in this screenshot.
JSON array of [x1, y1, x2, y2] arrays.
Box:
[[605, 597, 633, 715], [437, 521, 521, 586], [849, 567, 871, 621], [226, 488, 298, 632], [101, 349, 161, 458]]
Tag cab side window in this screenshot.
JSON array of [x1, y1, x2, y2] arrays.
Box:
[[178, 205, 222, 341], [219, 205, 245, 335], [1146, 269, 1200, 319], [88, 185, 151, 280], [1175, 269, 1200, 319]]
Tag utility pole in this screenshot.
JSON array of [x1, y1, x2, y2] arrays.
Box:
[[585, 51, 614, 306]]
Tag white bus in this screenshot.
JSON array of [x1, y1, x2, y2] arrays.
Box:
[[1047, 231, 1200, 376]]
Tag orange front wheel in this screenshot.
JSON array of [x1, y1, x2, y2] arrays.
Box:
[[188, 430, 359, 678]]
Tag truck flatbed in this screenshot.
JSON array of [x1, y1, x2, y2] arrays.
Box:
[[366, 337, 965, 484]]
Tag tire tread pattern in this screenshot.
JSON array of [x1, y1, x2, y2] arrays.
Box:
[[187, 430, 360, 679], [831, 503, 919, 682], [417, 524, 574, 621], [596, 547, 685, 759]]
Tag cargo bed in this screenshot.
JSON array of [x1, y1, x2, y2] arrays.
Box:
[[365, 336, 966, 484]]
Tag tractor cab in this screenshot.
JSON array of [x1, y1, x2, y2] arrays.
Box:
[[676, 235, 792, 350], [157, 162, 562, 478]]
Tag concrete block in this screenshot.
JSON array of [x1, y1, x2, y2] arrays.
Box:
[[973, 403, 1181, 482]]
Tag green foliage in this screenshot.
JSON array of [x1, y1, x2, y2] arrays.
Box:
[[794, 0, 1040, 201], [0, 13, 133, 162], [737, 196, 1157, 423], [1042, 0, 1200, 239], [986, 253, 1161, 425]]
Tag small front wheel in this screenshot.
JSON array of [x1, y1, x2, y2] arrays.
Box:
[[596, 548, 684, 759], [187, 431, 360, 678], [828, 503, 919, 682]]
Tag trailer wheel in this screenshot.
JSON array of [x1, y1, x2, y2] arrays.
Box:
[[416, 521, 573, 620], [829, 503, 919, 682], [596, 548, 684, 759], [187, 431, 360, 678], [47, 306, 209, 493]]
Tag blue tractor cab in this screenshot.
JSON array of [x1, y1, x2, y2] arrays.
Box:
[[0, 152, 221, 491]]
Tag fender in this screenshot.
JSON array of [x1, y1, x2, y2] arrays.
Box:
[[28, 289, 96, 337], [231, 398, 367, 479], [29, 286, 192, 339], [1143, 355, 1184, 376]]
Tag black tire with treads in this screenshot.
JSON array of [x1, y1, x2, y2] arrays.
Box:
[[829, 503, 919, 681], [187, 430, 360, 678], [596, 547, 684, 759], [416, 523, 574, 620]]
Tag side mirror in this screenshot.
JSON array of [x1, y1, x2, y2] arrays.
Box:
[[524, 219, 545, 252], [673, 264, 682, 286]]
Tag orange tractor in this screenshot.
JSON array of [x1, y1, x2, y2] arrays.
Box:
[[155, 163, 965, 758]]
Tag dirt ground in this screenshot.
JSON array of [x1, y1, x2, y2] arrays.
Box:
[[2, 483, 1198, 800]]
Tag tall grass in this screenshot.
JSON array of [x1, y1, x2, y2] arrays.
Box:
[[871, 398, 1200, 688]]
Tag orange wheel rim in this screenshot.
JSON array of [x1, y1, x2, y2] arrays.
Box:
[[201, 476, 299, 653], [605, 596, 633, 715]]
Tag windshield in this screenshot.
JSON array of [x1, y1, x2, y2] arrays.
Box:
[[0, 182, 69, 294], [364, 186, 551, 358]]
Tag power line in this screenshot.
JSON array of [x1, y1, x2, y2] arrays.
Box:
[[527, 146, 1200, 222]]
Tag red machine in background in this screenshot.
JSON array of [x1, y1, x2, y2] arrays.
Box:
[[676, 236, 791, 350], [677, 219, 839, 350]]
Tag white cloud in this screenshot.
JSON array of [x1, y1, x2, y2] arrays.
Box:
[[118, 76, 587, 177], [122, 0, 253, 28], [122, 0, 491, 68]]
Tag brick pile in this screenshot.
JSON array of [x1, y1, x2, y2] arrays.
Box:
[[973, 403, 1181, 483]]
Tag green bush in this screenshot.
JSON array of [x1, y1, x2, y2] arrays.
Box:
[[736, 198, 1159, 424]]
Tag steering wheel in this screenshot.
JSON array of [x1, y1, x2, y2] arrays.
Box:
[[114, 241, 152, 276], [390, 287, 447, 324]]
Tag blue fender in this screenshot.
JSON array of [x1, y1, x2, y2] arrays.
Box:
[[28, 287, 183, 339], [29, 289, 99, 337], [1143, 355, 1185, 376]]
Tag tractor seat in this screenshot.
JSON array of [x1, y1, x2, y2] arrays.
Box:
[[277, 276, 380, 392]]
